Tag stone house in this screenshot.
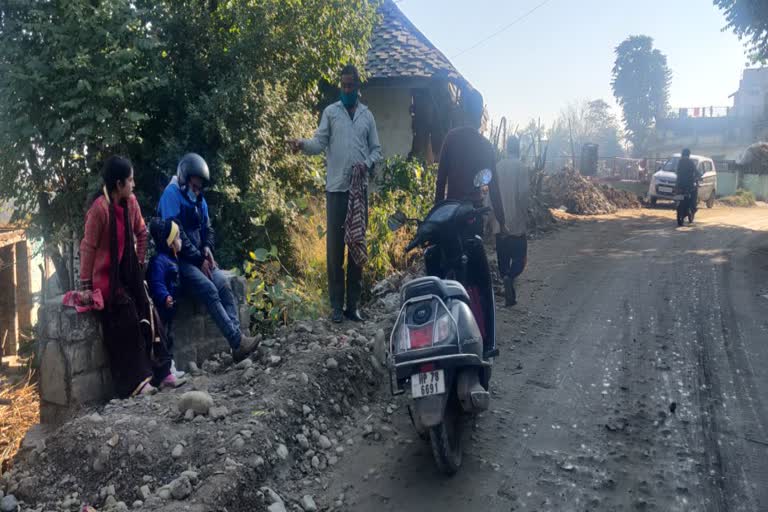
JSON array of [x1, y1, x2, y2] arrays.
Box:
[[363, 0, 476, 164]]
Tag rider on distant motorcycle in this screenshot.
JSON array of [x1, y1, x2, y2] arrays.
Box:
[[676, 148, 698, 220]]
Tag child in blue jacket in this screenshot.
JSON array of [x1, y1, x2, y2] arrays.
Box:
[[148, 218, 184, 387]]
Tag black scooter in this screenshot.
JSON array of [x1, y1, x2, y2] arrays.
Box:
[[675, 181, 699, 227], [387, 169, 497, 475]]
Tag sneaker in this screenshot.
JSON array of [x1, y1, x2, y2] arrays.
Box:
[[331, 308, 344, 323], [503, 275, 517, 307], [233, 335, 258, 363], [137, 382, 158, 396], [170, 360, 186, 379], [160, 373, 187, 390]]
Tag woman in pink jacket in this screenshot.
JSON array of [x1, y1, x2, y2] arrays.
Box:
[[79, 156, 161, 397]]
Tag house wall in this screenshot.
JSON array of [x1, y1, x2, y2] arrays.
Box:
[[649, 134, 746, 161], [650, 115, 752, 161], [362, 86, 413, 159]]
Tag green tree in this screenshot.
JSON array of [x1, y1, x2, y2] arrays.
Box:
[[133, 0, 378, 268], [714, 0, 768, 63], [0, 0, 379, 290], [611, 35, 671, 156], [0, 0, 164, 289]]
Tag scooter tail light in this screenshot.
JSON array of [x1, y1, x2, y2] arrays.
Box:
[[395, 320, 410, 353], [409, 323, 433, 349], [433, 312, 454, 344]]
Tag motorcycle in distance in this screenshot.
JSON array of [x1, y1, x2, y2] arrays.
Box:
[[675, 178, 700, 227], [386, 168, 499, 475]]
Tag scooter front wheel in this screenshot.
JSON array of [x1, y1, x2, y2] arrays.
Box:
[[429, 401, 463, 475]]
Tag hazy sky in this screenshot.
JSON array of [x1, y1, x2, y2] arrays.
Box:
[[397, 0, 751, 125]]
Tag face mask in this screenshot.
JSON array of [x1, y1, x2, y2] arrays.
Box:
[[185, 187, 198, 203], [340, 89, 358, 108]]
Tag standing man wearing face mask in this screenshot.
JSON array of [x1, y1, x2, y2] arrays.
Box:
[[157, 153, 258, 362], [289, 64, 382, 323]]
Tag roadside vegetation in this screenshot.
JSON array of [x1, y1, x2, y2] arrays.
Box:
[[720, 189, 757, 207]]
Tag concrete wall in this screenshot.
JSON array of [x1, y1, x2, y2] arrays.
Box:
[[362, 86, 413, 159], [742, 174, 768, 199], [649, 137, 746, 162], [717, 171, 768, 199], [718, 172, 739, 197], [36, 273, 249, 424]]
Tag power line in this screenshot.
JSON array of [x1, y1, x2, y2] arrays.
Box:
[[451, 0, 554, 59]]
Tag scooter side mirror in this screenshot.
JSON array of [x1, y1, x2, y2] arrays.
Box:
[[387, 211, 407, 232], [474, 168, 493, 188]]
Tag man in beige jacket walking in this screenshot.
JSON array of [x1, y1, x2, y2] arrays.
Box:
[[493, 136, 529, 306]]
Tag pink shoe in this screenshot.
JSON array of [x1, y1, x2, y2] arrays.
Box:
[[160, 373, 187, 390], [138, 382, 157, 396]]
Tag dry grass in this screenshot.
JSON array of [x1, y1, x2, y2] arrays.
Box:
[[720, 189, 757, 207], [0, 371, 39, 472], [291, 197, 328, 279]]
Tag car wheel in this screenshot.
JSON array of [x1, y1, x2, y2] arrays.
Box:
[[706, 193, 715, 209], [650, 197, 657, 206]]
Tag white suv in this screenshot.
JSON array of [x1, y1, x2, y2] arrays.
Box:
[[648, 154, 717, 208]]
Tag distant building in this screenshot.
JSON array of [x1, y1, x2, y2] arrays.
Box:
[[730, 67, 768, 121], [363, 0, 476, 164], [650, 68, 768, 162]]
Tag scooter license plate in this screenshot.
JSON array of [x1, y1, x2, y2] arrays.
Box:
[[411, 370, 445, 398]]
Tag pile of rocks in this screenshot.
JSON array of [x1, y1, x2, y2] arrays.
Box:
[[600, 185, 642, 209], [1, 304, 398, 512], [543, 168, 617, 215]]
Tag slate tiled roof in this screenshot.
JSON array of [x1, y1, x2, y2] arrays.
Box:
[[366, 0, 463, 82]]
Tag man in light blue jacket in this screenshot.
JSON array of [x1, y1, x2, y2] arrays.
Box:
[[290, 64, 382, 323]]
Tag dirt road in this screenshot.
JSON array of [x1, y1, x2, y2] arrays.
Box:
[[333, 207, 768, 512]]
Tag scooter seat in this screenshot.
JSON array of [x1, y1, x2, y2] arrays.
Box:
[[401, 276, 470, 304]]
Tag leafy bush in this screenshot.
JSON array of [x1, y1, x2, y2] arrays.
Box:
[[365, 157, 437, 294], [241, 157, 436, 328], [242, 242, 327, 333]]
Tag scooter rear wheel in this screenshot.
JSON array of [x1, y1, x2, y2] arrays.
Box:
[[429, 400, 463, 475]]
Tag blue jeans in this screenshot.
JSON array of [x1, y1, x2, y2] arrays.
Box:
[[179, 264, 241, 349]]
